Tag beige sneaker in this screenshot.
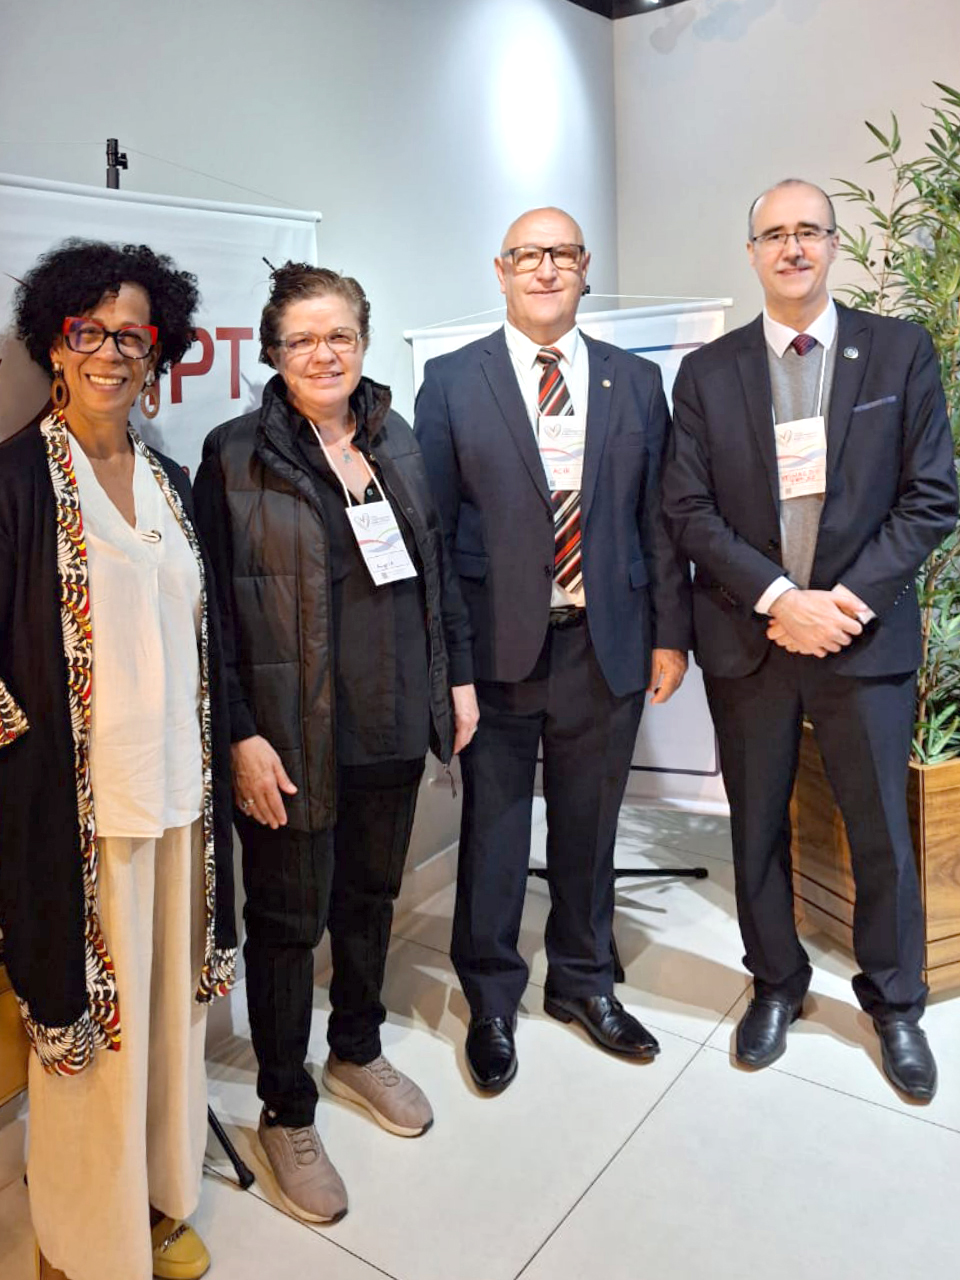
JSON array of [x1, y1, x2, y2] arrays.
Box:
[[323, 1053, 434, 1137], [257, 1111, 348, 1223]]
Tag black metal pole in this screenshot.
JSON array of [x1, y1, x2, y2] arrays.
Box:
[[106, 138, 128, 189]]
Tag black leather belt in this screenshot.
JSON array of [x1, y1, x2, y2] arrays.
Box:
[[548, 607, 586, 630]]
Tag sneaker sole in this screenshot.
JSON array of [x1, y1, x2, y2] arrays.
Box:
[[321, 1066, 433, 1138], [272, 1179, 348, 1226], [258, 1127, 348, 1225]]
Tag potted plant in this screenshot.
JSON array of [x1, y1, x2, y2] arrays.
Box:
[[790, 82, 960, 993]]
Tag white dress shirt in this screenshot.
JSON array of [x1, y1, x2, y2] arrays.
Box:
[[504, 320, 589, 607], [70, 436, 203, 837]]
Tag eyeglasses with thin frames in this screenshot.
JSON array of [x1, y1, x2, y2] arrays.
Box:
[[751, 226, 837, 251], [274, 328, 365, 357], [62, 317, 158, 359]]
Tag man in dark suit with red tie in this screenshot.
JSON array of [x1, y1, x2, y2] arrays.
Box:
[[663, 179, 958, 1101], [414, 207, 692, 1092]]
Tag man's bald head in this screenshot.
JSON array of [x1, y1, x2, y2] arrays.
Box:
[[500, 207, 584, 256], [748, 179, 836, 240], [494, 207, 591, 346]]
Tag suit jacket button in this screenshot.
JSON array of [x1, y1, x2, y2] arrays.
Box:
[[767, 539, 780, 551], [544, 564, 553, 578]]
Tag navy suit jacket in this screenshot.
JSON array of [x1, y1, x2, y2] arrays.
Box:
[[663, 304, 959, 679], [413, 326, 692, 698]]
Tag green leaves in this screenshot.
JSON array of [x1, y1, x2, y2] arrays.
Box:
[[865, 112, 901, 157], [835, 85, 960, 763]]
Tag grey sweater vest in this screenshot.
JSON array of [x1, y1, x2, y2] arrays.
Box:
[[767, 340, 837, 588]]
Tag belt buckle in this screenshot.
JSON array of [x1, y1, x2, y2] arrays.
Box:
[[549, 607, 584, 630]]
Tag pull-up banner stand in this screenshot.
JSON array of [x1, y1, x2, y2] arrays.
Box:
[[0, 173, 320, 473]]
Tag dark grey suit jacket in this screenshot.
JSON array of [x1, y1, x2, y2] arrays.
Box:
[[413, 326, 691, 697], [663, 304, 959, 679]]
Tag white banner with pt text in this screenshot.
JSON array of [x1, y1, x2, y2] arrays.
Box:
[[0, 172, 319, 474]]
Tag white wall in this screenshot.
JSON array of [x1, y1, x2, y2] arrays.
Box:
[[0, 0, 617, 865], [615, 0, 960, 330], [0, 0, 616, 423]]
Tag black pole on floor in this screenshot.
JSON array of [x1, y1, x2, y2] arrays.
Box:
[[207, 1107, 255, 1190]]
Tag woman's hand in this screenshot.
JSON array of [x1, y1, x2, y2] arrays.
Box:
[[231, 735, 298, 829], [451, 683, 480, 755]]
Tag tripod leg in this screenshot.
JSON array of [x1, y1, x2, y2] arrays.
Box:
[[208, 1106, 255, 1190]]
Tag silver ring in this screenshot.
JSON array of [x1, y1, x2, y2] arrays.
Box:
[[241, 798, 253, 811]]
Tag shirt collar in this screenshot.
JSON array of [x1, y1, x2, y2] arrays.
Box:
[[504, 319, 580, 369], [763, 296, 837, 358]]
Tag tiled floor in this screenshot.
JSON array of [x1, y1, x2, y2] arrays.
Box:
[[2, 805, 959, 1279]]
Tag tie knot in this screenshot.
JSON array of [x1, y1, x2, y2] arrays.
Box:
[[790, 333, 818, 357], [537, 346, 563, 368]]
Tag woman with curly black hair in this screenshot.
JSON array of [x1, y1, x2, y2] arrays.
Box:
[[0, 239, 237, 1280]]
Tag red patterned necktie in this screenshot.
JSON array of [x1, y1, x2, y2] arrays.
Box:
[[790, 333, 817, 356], [536, 346, 582, 595]]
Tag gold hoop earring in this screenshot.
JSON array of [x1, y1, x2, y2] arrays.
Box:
[[51, 362, 69, 410], [140, 372, 160, 420]]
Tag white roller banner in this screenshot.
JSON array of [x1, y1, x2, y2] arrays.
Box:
[[0, 173, 319, 473]]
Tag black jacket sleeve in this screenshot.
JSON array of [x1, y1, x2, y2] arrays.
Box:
[[192, 434, 260, 743]]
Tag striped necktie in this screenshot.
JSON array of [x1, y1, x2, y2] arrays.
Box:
[[537, 346, 582, 595], [790, 333, 817, 356]]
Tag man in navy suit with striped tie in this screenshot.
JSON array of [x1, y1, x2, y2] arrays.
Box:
[[415, 207, 692, 1092]]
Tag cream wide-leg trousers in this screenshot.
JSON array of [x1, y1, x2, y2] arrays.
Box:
[[27, 820, 209, 1280]]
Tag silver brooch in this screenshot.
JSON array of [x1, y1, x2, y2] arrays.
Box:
[[843, 346, 859, 360], [602, 379, 612, 388]]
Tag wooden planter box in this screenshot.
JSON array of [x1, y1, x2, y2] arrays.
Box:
[[790, 723, 960, 994]]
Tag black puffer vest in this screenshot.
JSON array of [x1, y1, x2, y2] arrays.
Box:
[[194, 375, 466, 833]]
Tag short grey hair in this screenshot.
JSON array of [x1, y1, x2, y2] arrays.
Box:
[[747, 179, 837, 239]]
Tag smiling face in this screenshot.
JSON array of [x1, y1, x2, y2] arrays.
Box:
[[747, 182, 839, 328], [495, 208, 590, 346], [272, 292, 366, 425], [49, 282, 156, 431]]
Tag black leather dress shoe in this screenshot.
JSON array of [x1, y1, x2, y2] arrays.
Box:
[[874, 1018, 937, 1102], [543, 994, 660, 1060], [735, 995, 803, 1068], [465, 1016, 518, 1093]]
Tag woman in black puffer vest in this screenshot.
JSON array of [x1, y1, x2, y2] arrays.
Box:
[[193, 263, 477, 1225]]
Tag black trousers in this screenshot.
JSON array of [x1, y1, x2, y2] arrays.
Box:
[[705, 646, 926, 1021], [453, 618, 644, 1017], [239, 757, 424, 1127]]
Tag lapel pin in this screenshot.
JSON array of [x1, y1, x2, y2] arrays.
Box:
[[602, 379, 611, 388], [843, 346, 859, 360]]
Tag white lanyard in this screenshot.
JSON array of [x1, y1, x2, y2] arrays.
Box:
[[311, 423, 418, 586], [313, 424, 383, 505]]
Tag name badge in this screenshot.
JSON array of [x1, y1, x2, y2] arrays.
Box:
[[344, 500, 418, 586], [775, 414, 827, 499], [538, 413, 585, 490]]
